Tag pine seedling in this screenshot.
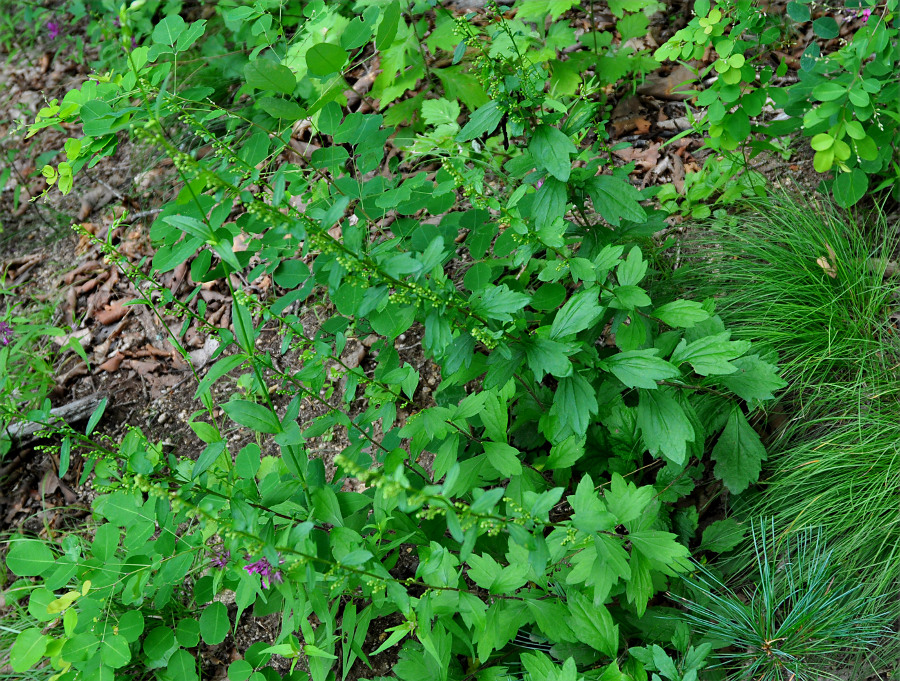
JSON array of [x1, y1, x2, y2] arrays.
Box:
[[675, 520, 891, 681]]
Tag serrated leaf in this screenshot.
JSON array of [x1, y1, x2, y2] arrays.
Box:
[[483, 442, 522, 477], [670, 332, 750, 376], [712, 407, 766, 494], [652, 300, 710, 328], [456, 100, 504, 142], [602, 349, 681, 389], [550, 289, 604, 339], [525, 337, 575, 381], [604, 473, 655, 525], [630, 530, 691, 574], [529, 124, 576, 182], [552, 373, 598, 437], [617, 246, 648, 286], [699, 518, 746, 552], [470, 284, 530, 323], [717, 355, 785, 403], [586, 174, 646, 226], [637, 388, 694, 464], [566, 589, 618, 657]]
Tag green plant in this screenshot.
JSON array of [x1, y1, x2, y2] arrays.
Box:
[[0, 279, 85, 460], [674, 520, 891, 680], [655, 0, 899, 208], [0, 580, 58, 681], [655, 153, 766, 220], [675, 190, 900, 412], [5, 3, 791, 681]]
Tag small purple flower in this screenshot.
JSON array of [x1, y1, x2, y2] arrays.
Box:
[[113, 16, 121, 28], [244, 555, 284, 588], [859, 7, 873, 22], [536, 178, 545, 190], [0, 321, 12, 346], [46, 21, 60, 40], [209, 549, 230, 569]]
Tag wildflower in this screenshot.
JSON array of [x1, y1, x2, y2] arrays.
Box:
[[46, 21, 60, 40], [113, 16, 121, 28], [860, 7, 872, 22], [536, 178, 544, 190], [0, 321, 12, 346], [209, 549, 230, 569], [243, 555, 284, 588]]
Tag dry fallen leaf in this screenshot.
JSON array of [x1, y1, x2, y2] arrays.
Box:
[[816, 242, 838, 278]]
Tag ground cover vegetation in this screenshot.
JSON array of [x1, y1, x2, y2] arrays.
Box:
[[0, 0, 898, 680]]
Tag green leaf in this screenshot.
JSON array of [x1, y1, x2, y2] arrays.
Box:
[[100, 634, 131, 669], [712, 407, 766, 494], [376, 1, 401, 51], [422, 98, 461, 127], [176, 19, 206, 52], [652, 300, 710, 328], [306, 43, 348, 77], [812, 81, 846, 102], [86, 396, 107, 436], [718, 355, 785, 403], [456, 100, 504, 142], [467, 553, 530, 594], [243, 60, 297, 94], [630, 529, 691, 574], [637, 388, 694, 464], [617, 246, 647, 286], [604, 473, 654, 525], [258, 97, 306, 120], [832, 168, 868, 208], [10, 628, 47, 672], [6, 539, 55, 576], [550, 288, 604, 338], [552, 374, 599, 437], [151, 14, 185, 46], [812, 16, 839, 38], [670, 332, 750, 376], [532, 177, 568, 231], [786, 1, 810, 21], [610, 284, 652, 309], [617, 12, 649, 41], [470, 284, 530, 323], [529, 124, 576, 182], [200, 602, 230, 645], [525, 337, 574, 380], [586, 175, 646, 226], [602, 349, 680, 389], [483, 442, 523, 478], [699, 518, 746, 552], [545, 435, 585, 469], [370, 302, 416, 338], [221, 399, 282, 434], [567, 589, 619, 658], [481, 392, 508, 443]]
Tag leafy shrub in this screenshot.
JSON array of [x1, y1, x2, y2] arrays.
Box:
[[4, 3, 789, 681], [655, 0, 899, 208]]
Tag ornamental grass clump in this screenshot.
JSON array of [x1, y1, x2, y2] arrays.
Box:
[[677, 191, 900, 416], [676, 520, 891, 681]]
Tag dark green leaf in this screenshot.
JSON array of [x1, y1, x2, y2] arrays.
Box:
[[376, 1, 401, 51], [550, 288, 604, 338], [586, 175, 646, 226], [670, 332, 750, 375], [812, 16, 839, 38], [712, 407, 766, 494], [151, 14, 185, 46], [717, 355, 785, 403], [786, 1, 810, 21], [699, 518, 746, 552], [258, 97, 305, 120], [832, 168, 868, 208], [602, 350, 680, 389], [652, 300, 710, 328], [637, 388, 694, 464], [529, 124, 576, 182], [221, 399, 282, 434], [456, 100, 504, 142]]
